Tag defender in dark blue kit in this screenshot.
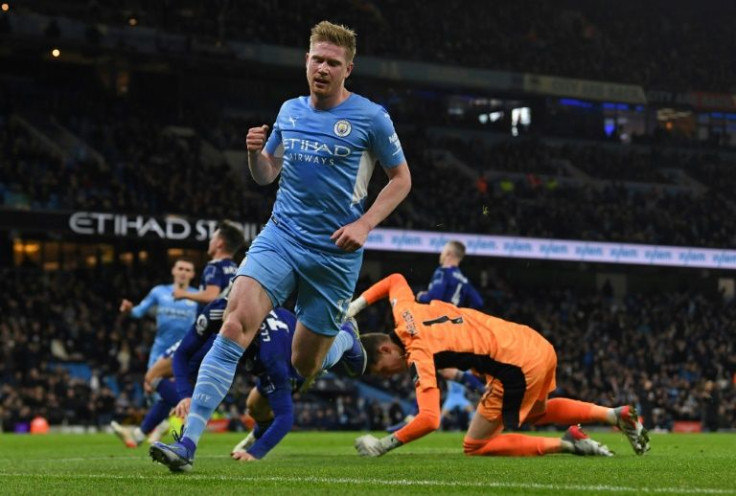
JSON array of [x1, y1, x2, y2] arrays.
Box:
[[149, 296, 366, 470]]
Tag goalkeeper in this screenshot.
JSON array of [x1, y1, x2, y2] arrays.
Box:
[[349, 273, 650, 458]]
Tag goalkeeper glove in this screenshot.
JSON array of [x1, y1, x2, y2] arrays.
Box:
[[354, 434, 403, 457], [347, 296, 367, 318]]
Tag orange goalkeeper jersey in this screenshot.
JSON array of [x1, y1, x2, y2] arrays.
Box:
[[361, 273, 555, 444]]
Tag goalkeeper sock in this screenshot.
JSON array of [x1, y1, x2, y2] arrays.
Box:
[[463, 434, 562, 456], [530, 398, 612, 426], [320, 329, 352, 370], [182, 335, 244, 446]]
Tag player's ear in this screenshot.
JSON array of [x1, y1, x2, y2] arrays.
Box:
[[345, 61, 354, 79], [378, 343, 392, 355]]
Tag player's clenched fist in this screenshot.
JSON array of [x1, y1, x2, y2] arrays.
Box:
[[246, 125, 269, 153]]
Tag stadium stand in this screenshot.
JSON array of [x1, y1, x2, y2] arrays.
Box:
[[15, 0, 735, 90], [1, 0, 735, 436], [1, 265, 733, 432]]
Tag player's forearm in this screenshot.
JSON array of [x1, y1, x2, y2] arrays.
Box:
[[130, 305, 146, 319], [394, 388, 441, 444], [393, 410, 441, 444], [174, 377, 193, 400], [418, 283, 445, 303], [248, 392, 294, 459], [362, 273, 413, 305], [349, 273, 415, 317], [361, 276, 395, 305], [248, 151, 280, 185], [247, 412, 293, 459], [180, 288, 218, 304], [130, 294, 156, 318], [359, 170, 411, 230]]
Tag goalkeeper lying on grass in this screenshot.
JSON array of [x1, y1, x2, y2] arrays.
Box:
[[349, 273, 650, 458]]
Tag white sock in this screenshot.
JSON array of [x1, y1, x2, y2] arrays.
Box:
[[132, 427, 146, 444]]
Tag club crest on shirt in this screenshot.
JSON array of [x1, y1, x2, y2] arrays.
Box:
[[334, 119, 352, 137], [195, 313, 209, 335]]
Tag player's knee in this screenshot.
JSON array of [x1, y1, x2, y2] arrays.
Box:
[[144, 376, 156, 392], [463, 437, 487, 456], [144, 369, 155, 385], [427, 413, 442, 431], [219, 319, 242, 339], [292, 355, 320, 378]]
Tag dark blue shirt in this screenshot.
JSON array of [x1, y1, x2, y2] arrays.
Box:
[[416, 266, 483, 309], [198, 258, 238, 310], [172, 304, 299, 459]]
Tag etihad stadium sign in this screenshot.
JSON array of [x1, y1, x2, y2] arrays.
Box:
[[0, 209, 260, 244], [2, 209, 735, 270], [68, 212, 260, 242]]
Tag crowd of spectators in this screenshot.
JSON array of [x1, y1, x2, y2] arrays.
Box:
[[369, 132, 736, 248], [0, 105, 277, 223], [15, 0, 736, 91], [0, 266, 149, 431], [2, 264, 733, 433], [0, 265, 403, 433], [5, 97, 736, 249]]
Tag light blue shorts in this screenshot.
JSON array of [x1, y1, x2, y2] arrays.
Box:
[[442, 394, 472, 412], [236, 221, 362, 336], [162, 339, 182, 360], [148, 342, 170, 369]]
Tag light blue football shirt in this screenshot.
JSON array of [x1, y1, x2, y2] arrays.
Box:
[[131, 284, 198, 360], [264, 93, 406, 252]]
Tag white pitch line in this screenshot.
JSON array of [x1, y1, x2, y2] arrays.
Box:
[[0, 455, 225, 463], [0, 472, 733, 495]]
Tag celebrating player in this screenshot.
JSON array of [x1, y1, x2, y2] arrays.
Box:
[[150, 20, 411, 468], [349, 273, 650, 458], [119, 257, 198, 370]]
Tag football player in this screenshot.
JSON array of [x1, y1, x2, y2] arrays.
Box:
[[349, 273, 650, 458]]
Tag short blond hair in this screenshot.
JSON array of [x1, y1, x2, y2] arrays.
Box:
[[310, 20, 357, 63], [447, 240, 466, 260]]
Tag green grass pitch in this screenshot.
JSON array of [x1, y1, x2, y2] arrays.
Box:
[[1, 431, 734, 495]]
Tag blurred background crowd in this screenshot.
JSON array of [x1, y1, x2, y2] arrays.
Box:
[[1, 0, 734, 434]]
